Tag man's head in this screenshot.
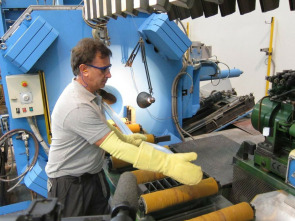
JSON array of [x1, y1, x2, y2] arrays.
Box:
[[71, 38, 112, 93]]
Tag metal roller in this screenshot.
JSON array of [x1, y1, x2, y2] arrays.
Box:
[[140, 177, 219, 214], [131, 170, 166, 184], [126, 123, 141, 133], [145, 134, 155, 143], [109, 156, 131, 169], [185, 202, 254, 221]]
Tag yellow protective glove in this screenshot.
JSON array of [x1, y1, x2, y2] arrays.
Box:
[[100, 131, 139, 163], [100, 132, 202, 185], [106, 121, 146, 146], [133, 141, 203, 185]]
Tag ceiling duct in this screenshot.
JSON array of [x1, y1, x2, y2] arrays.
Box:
[[168, 4, 191, 20], [201, 0, 219, 17], [219, 0, 236, 17], [259, 0, 280, 12], [190, 0, 204, 19], [237, 0, 256, 15]]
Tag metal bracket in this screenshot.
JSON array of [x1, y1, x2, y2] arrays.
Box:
[[260, 47, 272, 55]]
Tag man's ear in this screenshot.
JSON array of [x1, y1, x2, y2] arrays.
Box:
[[79, 64, 89, 76]]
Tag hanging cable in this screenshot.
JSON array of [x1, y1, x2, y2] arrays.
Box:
[[141, 39, 153, 96], [171, 58, 199, 141], [0, 129, 39, 183], [126, 37, 154, 96], [27, 117, 49, 155], [126, 37, 155, 108]]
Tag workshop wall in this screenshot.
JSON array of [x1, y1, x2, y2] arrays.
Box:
[[185, 1, 295, 102]]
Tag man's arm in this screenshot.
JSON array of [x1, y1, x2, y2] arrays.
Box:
[[95, 131, 111, 146], [95, 131, 203, 186]]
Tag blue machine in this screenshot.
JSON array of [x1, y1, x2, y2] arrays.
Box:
[[0, 1, 243, 214]]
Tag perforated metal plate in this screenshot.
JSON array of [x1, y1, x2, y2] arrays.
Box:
[[170, 134, 240, 186]]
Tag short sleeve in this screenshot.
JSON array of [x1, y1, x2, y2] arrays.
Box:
[[64, 104, 111, 144]]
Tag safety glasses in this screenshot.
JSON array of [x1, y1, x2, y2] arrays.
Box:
[[85, 64, 112, 74]]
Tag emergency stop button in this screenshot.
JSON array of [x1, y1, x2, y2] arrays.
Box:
[[21, 81, 28, 87]]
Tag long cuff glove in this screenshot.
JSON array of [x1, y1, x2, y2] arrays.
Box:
[[107, 121, 146, 146], [100, 131, 139, 163], [100, 132, 202, 185], [133, 141, 203, 185]]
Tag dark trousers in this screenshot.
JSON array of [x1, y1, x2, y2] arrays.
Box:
[[47, 170, 111, 218]]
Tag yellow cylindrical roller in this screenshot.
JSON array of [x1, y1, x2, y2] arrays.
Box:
[[185, 202, 254, 221], [131, 170, 166, 184], [110, 156, 131, 169], [145, 134, 155, 143], [126, 124, 141, 133], [140, 177, 219, 214]]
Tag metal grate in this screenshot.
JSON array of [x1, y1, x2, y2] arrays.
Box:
[[139, 177, 181, 194], [229, 164, 276, 204]]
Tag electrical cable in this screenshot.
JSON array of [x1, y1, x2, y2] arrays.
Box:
[[218, 61, 231, 78], [0, 129, 39, 183], [210, 76, 221, 86], [198, 59, 221, 86], [140, 39, 153, 96], [171, 57, 228, 140], [27, 117, 49, 155], [126, 38, 154, 96], [129, 67, 173, 121], [176, 19, 187, 36], [264, 58, 276, 76], [271, 88, 295, 99], [145, 108, 173, 121], [171, 60, 197, 141], [7, 175, 25, 192], [130, 67, 139, 94]]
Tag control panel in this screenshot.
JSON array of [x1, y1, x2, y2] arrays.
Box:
[[6, 74, 44, 118]]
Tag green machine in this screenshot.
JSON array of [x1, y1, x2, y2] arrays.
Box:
[[251, 70, 295, 178], [231, 70, 295, 204], [251, 70, 295, 179]]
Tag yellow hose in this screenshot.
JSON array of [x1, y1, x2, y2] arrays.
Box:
[[185, 202, 254, 221], [141, 177, 219, 214]]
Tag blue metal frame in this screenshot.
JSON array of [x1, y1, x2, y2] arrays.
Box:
[[0, 2, 244, 211], [0, 200, 31, 215]]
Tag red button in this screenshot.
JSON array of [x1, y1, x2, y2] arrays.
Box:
[[22, 108, 27, 113], [21, 81, 28, 87]]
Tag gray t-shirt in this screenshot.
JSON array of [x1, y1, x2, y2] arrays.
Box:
[[45, 79, 111, 178]]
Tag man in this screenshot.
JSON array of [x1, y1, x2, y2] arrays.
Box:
[[45, 38, 203, 218]]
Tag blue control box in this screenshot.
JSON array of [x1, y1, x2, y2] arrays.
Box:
[[286, 149, 295, 188]]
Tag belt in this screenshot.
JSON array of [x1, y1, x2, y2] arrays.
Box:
[[54, 172, 100, 183]]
